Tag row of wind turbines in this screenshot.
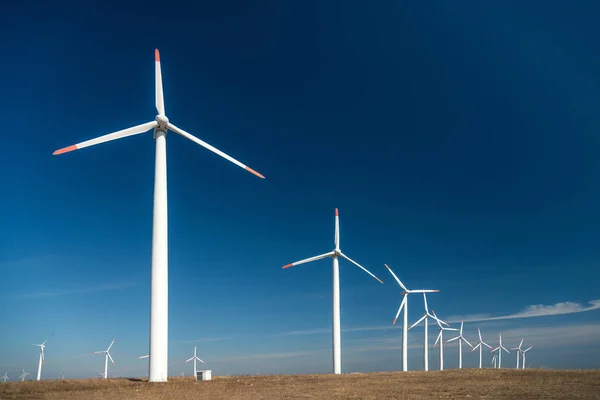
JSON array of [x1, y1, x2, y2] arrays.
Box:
[[2, 336, 206, 382], [281, 209, 534, 374]]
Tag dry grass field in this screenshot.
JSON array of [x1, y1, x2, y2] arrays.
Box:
[[1, 369, 599, 399]]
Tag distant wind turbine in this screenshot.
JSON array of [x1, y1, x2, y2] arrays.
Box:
[[491, 333, 510, 369], [53, 49, 265, 383], [1, 372, 8, 382], [491, 353, 497, 368], [407, 293, 444, 371], [92, 338, 115, 379], [521, 345, 533, 369], [511, 339, 525, 369], [185, 345, 205, 377], [282, 209, 383, 374], [471, 327, 493, 368], [431, 310, 457, 371], [446, 321, 473, 369], [385, 264, 438, 372], [33, 332, 54, 381], [19, 369, 29, 382]]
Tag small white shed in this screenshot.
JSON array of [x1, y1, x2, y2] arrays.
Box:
[[196, 369, 212, 381]]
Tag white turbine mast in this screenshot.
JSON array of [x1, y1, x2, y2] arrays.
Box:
[[1, 372, 8, 383], [446, 320, 473, 369], [282, 208, 383, 374], [471, 327, 493, 368], [53, 49, 265, 382], [407, 292, 444, 371], [185, 345, 205, 377], [431, 310, 457, 371], [491, 333, 510, 369], [511, 338, 525, 369], [385, 264, 438, 372], [33, 332, 54, 381], [19, 369, 29, 382], [521, 345, 533, 369], [92, 337, 115, 379]]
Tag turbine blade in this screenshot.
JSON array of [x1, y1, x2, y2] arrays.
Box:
[[393, 295, 407, 325], [483, 342, 493, 349], [434, 330, 442, 348], [107, 338, 115, 352], [423, 293, 429, 313], [472, 343, 480, 352], [459, 321, 464, 335], [42, 332, 55, 346], [446, 336, 460, 343], [185, 357, 194, 363], [478, 327, 482, 341], [41, 347, 45, 362], [167, 123, 265, 179], [155, 49, 165, 116], [282, 251, 335, 269], [107, 352, 114, 364], [334, 208, 339, 249], [408, 314, 427, 330], [339, 253, 383, 283], [53, 121, 158, 155], [197, 357, 205, 364], [462, 338, 473, 348], [524, 346, 533, 352], [384, 264, 408, 291]]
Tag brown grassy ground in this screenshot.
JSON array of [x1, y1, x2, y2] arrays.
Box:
[[1, 369, 599, 400]]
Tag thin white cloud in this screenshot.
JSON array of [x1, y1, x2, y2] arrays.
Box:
[[446, 299, 600, 323], [177, 336, 233, 344], [13, 281, 138, 299], [218, 348, 330, 362]]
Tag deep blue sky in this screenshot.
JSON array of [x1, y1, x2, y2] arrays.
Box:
[[1, 1, 599, 379]]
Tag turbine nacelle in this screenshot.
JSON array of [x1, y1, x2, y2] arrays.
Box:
[[155, 114, 169, 131], [333, 249, 342, 257]]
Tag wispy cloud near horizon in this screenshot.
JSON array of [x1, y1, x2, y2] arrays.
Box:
[[177, 336, 234, 344], [12, 281, 138, 299], [446, 299, 600, 323]]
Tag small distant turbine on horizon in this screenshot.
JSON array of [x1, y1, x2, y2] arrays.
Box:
[[33, 332, 55, 381], [491, 333, 510, 369], [471, 327, 493, 368], [408, 293, 445, 371], [491, 353, 497, 368], [60, 373, 65, 380], [185, 345, 205, 377], [92, 338, 115, 379], [1, 372, 8, 382], [19, 369, 29, 382], [282, 208, 383, 374], [521, 345, 533, 369], [431, 310, 457, 371], [385, 264, 438, 372], [446, 321, 473, 369]]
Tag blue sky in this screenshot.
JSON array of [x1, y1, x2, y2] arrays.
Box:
[[1, 1, 600, 379]]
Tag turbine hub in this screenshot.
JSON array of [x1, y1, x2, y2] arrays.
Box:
[[333, 249, 341, 256], [155, 114, 169, 130]]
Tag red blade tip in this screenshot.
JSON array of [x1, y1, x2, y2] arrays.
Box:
[[53, 145, 77, 155], [245, 166, 265, 179], [282, 263, 294, 269], [335, 208, 339, 216], [155, 49, 160, 62]]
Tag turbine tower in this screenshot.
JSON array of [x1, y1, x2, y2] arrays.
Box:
[[511, 338, 525, 369], [1, 372, 8, 383], [446, 321, 473, 369], [185, 345, 205, 377], [53, 49, 265, 382], [92, 338, 115, 379], [521, 345, 533, 369], [431, 310, 457, 371], [33, 332, 54, 381], [471, 327, 493, 368], [491, 333, 510, 369], [282, 208, 383, 374], [407, 293, 444, 371], [384, 264, 438, 372]]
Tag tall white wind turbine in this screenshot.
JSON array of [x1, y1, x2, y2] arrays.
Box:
[[446, 321, 473, 369], [19, 369, 29, 381], [491, 333, 510, 368], [92, 338, 115, 379], [282, 208, 383, 374], [471, 327, 493, 368], [33, 332, 54, 381], [53, 50, 264, 382], [521, 345, 533, 369], [385, 264, 438, 372], [185, 345, 205, 377], [1, 372, 8, 383], [431, 310, 457, 371], [511, 338, 525, 369], [407, 293, 444, 371]]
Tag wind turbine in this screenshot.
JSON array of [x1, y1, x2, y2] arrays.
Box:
[[53, 50, 265, 383], [521, 345, 533, 369], [384, 264, 438, 372], [511, 338, 525, 369], [431, 310, 457, 371], [471, 327, 493, 368], [92, 338, 115, 379], [19, 369, 29, 381], [1, 372, 8, 382], [185, 345, 205, 377], [446, 321, 473, 369], [491, 353, 497, 368], [407, 293, 444, 371], [33, 332, 54, 381], [491, 333, 510, 369], [282, 208, 383, 374]]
